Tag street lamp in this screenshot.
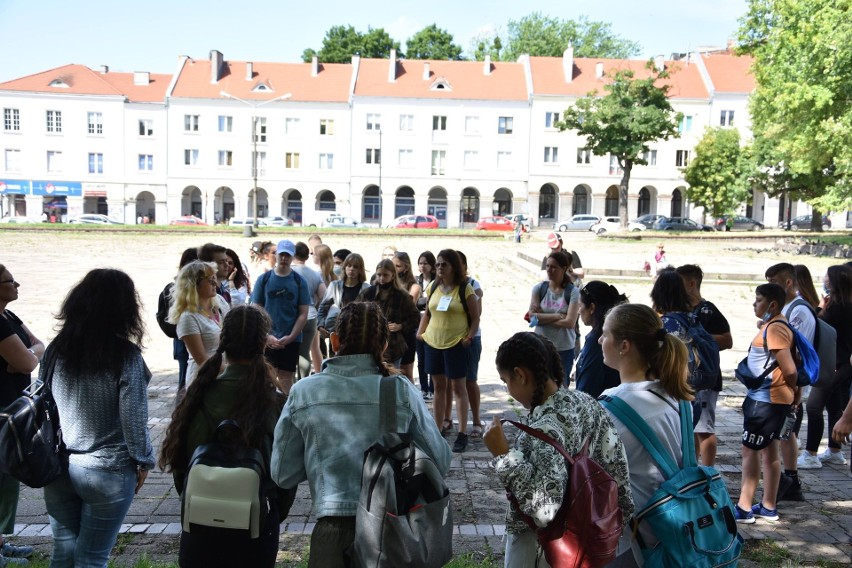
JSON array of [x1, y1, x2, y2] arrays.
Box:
[[220, 90, 292, 232]]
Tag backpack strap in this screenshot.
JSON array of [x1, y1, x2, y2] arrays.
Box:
[[784, 297, 820, 345], [501, 419, 581, 465], [600, 395, 679, 479], [379, 375, 398, 433], [677, 399, 697, 468]]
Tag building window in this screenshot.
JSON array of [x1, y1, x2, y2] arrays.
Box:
[[47, 151, 62, 173], [576, 147, 591, 165], [88, 152, 103, 174], [399, 114, 414, 131], [255, 117, 267, 143], [609, 155, 623, 175], [678, 115, 693, 133], [184, 149, 199, 166], [545, 111, 560, 128], [319, 153, 334, 170], [676, 150, 691, 167], [3, 108, 20, 131], [432, 116, 447, 131], [366, 148, 381, 164], [217, 151, 233, 167], [285, 118, 300, 135], [398, 149, 413, 167], [46, 110, 62, 133], [319, 119, 334, 135], [720, 110, 735, 127], [431, 150, 446, 175], [256, 151, 266, 176], [285, 152, 300, 169], [642, 149, 658, 166], [498, 116, 513, 134], [366, 114, 381, 131], [544, 147, 559, 164], [87, 112, 103, 135], [463, 150, 479, 170], [138, 154, 154, 171], [465, 116, 479, 134], [138, 119, 153, 136], [497, 151, 512, 169], [218, 115, 233, 133], [184, 114, 200, 132], [4, 149, 21, 172]]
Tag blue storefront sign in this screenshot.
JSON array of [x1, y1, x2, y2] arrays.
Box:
[[0, 180, 31, 195], [31, 180, 82, 197]]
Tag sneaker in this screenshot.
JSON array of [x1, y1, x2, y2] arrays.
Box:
[[734, 505, 755, 524], [818, 449, 848, 466], [0, 555, 29, 567], [0, 545, 32, 559], [777, 473, 805, 502], [452, 432, 469, 453], [751, 502, 779, 522], [797, 451, 823, 469]]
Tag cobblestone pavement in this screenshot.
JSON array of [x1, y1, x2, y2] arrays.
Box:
[[2, 229, 850, 565]]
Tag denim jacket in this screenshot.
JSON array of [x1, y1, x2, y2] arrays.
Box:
[[271, 354, 451, 518]]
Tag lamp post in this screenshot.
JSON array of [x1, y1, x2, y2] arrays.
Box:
[[378, 128, 382, 225], [219, 90, 291, 233]]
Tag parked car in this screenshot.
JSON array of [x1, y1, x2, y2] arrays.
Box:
[[68, 214, 123, 225], [386, 215, 440, 229], [652, 217, 716, 231], [503, 213, 532, 231], [553, 214, 601, 232], [778, 214, 832, 231], [0, 216, 39, 224], [320, 215, 361, 228], [713, 215, 764, 231], [228, 217, 256, 226], [475, 216, 515, 231], [169, 215, 207, 226], [259, 216, 294, 227], [631, 214, 666, 229], [589, 216, 646, 235]]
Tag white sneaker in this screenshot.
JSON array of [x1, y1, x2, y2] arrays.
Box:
[[797, 452, 823, 469], [818, 448, 848, 465]]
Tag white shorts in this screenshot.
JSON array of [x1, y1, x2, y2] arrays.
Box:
[[694, 389, 719, 434]]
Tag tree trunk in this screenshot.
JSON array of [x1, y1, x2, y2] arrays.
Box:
[[811, 208, 822, 232], [619, 161, 633, 229]]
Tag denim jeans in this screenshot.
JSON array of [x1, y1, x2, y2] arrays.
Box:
[[44, 462, 137, 568], [559, 348, 575, 387]]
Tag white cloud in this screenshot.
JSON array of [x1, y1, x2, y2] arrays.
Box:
[[384, 16, 423, 47]]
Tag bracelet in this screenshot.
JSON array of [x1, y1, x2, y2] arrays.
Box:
[[27, 348, 35, 356]]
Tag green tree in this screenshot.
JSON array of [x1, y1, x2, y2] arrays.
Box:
[[558, 63, 681, 227], [683, 128, 751, 218], [406, 24, 463, 60], [470, 34, 503, 61], [738, 0, 852, 229], [302, 25, 401, 63], [501, 13, 640, 61]]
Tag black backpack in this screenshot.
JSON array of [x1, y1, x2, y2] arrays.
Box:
[[156, 282, 178, 339]]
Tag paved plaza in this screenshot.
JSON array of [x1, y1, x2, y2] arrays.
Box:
[[1, 228, 850, 565]]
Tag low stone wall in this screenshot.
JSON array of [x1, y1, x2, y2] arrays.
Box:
[[774, 238, 852, 259]]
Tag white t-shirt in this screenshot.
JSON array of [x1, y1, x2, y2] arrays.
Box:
[[176, 296, 229, 384], [292, 264, 323, 320]]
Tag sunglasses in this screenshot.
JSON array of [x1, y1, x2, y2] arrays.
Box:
[[435, 262, 449, 268]]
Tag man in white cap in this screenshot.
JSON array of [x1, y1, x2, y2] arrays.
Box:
[[251, 239, 310, 394], [541, 232, 585, 281]]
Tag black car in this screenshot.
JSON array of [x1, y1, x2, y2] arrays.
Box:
[[714, 215, 764, 231], [652, 217, 716, 232], [632, 214, 666, 229], [778, 214, 832, 231]]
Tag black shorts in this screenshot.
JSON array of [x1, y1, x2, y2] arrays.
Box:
[[741, 397, 788, 450], [401, 330, 417, 365], [265, 342, 300, 373]]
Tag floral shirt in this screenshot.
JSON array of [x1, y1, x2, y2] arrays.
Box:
[[492, 388, 633, 534]]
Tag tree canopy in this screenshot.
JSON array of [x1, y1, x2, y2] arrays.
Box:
[[683, 128, 751, 218], [301, 25, 401, 63], [558, 64, 681, 227], [405, 24, 464, 60]]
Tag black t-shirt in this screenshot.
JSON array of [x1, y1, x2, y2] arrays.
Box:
[[693, 299, 731, 391], [341, 283, 362, 307], [540, 250, 583, 271], [0, 309, 32, 406]]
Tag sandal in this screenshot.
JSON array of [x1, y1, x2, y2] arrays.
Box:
[[470, 424, 484, 439], [441, 419, 453, 437]]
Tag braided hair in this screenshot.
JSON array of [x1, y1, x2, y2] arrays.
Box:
[[159, 305, 281, 473], [495, 332, 564, 414], [334, 301, 395, 376]]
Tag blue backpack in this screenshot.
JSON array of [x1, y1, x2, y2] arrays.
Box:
[[764, 319, 820, 387], [601, 395, 742, 568], [665, 312, 721, 392]]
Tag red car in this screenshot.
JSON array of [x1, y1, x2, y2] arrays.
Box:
[[475, 216, 515, 231], [170, 215, 207, 226], [387, 214, 439, 229]]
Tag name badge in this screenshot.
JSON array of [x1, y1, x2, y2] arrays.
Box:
[[436, 295, 453, 311]]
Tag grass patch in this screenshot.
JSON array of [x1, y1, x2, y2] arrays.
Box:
[[741, 539, 797, 566], [445, 551, 502, 568], [803, 235, 852, 246]]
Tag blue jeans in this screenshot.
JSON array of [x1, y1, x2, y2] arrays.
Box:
[[174, 338, 189, 391], [44, 463, 137, 568], [559, 349, 575, 388]]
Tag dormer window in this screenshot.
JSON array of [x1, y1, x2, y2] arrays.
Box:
[[49, 79, 69, 88], [251, 82, 272, 93], [430, 77, 451, 91]]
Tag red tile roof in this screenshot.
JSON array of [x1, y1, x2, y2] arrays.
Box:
[[354, 58, 528, 101], [700, 52, 755, 93], [0, 64, 171, 102], [529, 57, 709, 99], [170, 59, 351, 103]]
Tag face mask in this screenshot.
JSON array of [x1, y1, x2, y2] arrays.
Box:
[[379, 281, 393, 290], [823, 284, 831, 296], [333, 265, 343, 278], [761, 311, 772, 322]]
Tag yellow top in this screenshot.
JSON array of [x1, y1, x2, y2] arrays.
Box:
[[423, 283, 475, 349]]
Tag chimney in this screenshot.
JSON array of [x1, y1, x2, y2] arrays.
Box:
[[595, 62, 604, 79], [483, 54, 492, 75], [210, 49, 223, 84], [311, 56, 319, 77], [726, 38, 736, 52], [388, 49, 397, 82], [422, 62, 430, 80], [133, 71, 150, 86], [562, 44, 573, 83], [654, 55, 665, 72], [99, 65, 109, 74], [245, 62, 253, 80]]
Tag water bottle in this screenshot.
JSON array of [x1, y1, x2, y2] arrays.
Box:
[[779, 407, 797, 440]]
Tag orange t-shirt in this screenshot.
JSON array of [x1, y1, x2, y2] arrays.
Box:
[[746, 316, 796, 404]]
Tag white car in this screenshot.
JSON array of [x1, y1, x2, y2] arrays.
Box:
[[259, 216, 294, 227], [553, 214, 601, 231], [504, 213, 532, 231], [590, 216, 646, 235], [0, 216, 39, 224], [320, 215, 361, 228], [68, 214, 123, 225]]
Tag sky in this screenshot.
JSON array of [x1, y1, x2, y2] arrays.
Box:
[[0, 0, 749, 83]]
